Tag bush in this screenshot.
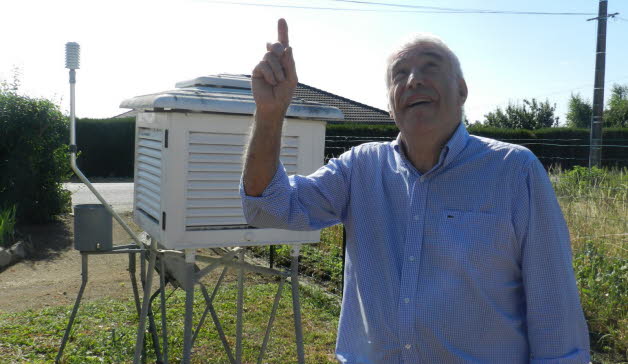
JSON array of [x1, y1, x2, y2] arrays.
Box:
[[573, 241, 628, 358], [0, 91, 72, 224]]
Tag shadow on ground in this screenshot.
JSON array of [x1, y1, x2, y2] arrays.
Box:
[[14, 214, 73, 263]]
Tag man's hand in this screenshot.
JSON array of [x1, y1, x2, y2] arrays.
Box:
[[251, 18, 298, 122]]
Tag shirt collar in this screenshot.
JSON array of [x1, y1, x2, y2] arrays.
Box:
[[391, 122, 470, 176]]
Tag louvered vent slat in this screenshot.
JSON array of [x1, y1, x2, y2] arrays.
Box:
[[137, 162, 161, 177], [187, 207, 243, 217], [185, 131, 299, 229], [187, 198, 241, 208], [187, 190, 240, 199], [136, 127, 163, 222], [188, 171, 242, 181], [137, 154, 162, 169], [187, 216, 248, 226]]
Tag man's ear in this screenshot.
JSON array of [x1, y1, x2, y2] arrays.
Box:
[[458, 78, 468, 105]]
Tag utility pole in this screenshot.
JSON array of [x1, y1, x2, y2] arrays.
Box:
[[587, 1, 618, 168]]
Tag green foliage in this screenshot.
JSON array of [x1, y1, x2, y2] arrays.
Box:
[[604, 84, 628, 128], [483, 98, 559, 129], [573, 241, 628, 357], [0, 205, 17, 248], [0, 90, 72, 224], [566, 93, 592, 128], [554, 166, 627, 200], [326, 123, 399, 135]]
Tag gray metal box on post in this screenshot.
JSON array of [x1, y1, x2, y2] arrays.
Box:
[[73, 204, 113, 251]]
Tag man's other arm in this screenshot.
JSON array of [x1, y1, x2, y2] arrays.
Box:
[[517, 157, 591, 363]]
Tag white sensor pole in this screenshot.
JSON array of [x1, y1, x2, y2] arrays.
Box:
[[64, 42, 144, 248], [65, 42, 79, 152]]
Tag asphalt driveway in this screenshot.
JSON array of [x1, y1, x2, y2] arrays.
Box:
[[63, 182, 134, 212]]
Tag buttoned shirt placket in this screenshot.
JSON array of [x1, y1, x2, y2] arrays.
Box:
[[396, 143, 448, 362]]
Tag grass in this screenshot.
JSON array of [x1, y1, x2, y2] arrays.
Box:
[[0, 274, 339, 363]]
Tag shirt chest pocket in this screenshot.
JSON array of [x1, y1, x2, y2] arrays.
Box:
[[431, 209, 517, 264]]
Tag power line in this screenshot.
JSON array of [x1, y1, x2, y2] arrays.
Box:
[[205, 0, 597, 16], [203, 0, 460, 13], [331, 0, 597, 16]]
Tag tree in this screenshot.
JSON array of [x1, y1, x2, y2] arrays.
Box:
[[566, 93, 592, 128], [483, 98, 559, 129], [604, 84, 628, 128], [0, 66, 22, 93]]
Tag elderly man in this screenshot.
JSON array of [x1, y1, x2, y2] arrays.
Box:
[[241, 19, 590, 363]]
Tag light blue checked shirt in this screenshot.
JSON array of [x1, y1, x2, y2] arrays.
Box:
[[240, 123, 590, 364]]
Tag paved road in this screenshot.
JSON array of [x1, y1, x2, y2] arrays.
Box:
[[63, 182, 134, 212]]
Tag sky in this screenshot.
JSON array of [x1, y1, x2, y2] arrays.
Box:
[[1, 0, 627, 124]]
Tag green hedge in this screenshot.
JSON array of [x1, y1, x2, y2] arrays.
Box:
[[0, 91, 72, 223], [75, 117, 135, 178], [73, 118, 628, 178], [327, 124, 627, 169]]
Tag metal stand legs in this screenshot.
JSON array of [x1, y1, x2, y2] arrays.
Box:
[[290, 245, 305, 364], [57, 243, 307, 364], [55, 254, 88, 364], [182, 249, 196, 364], [177, 245, 305, 364], [56, 247, 144, 364], [134, 239, 157, 364]]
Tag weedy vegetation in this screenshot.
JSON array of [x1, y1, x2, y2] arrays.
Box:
[[552, 166, 627, 362]]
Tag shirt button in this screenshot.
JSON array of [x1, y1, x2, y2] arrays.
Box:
[[405, 344, 412, 350], [409, 256, 415, 261], [404, 298, 410, 304], [413, 215, 420, 221]]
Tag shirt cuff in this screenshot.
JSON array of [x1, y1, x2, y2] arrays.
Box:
[[239, 161, 289, 201], [530, 349, 590, 364]]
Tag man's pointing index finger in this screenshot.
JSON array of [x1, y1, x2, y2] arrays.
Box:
[[278, 18, 289, 48]]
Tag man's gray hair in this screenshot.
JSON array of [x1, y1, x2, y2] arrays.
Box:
[[385, 33, 464, 89]]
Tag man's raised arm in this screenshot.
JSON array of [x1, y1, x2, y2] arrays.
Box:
[[242, 18, 297, 197]]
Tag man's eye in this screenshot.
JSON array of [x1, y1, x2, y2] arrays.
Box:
[[393, 71, 407, 80], [424, 63, 439, 72]]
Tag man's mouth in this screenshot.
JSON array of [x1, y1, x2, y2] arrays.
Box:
[[406, 99, 432, 108]]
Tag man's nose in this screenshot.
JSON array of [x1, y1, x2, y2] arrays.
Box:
[[407, 68, 424, 89]]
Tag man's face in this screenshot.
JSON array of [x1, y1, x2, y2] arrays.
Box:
[[387, 43, 467, 137]]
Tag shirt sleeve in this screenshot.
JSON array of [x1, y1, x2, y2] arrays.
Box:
[[239, 149, 353, 231], [517, 157, 591, 363]]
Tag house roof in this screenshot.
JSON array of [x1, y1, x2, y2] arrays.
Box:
[[292, 82, 393, 124], [116, 74, 394, 124]]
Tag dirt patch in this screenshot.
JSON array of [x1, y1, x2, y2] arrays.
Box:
[[0, 212, 331, 316], [0, 213, 279, 315], [0, 212, 152, 314]]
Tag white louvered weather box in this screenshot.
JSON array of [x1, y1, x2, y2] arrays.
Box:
[[120, 75, 343, 250]]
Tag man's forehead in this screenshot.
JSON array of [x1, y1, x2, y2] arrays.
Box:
[[392, 45, 446, 66]]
